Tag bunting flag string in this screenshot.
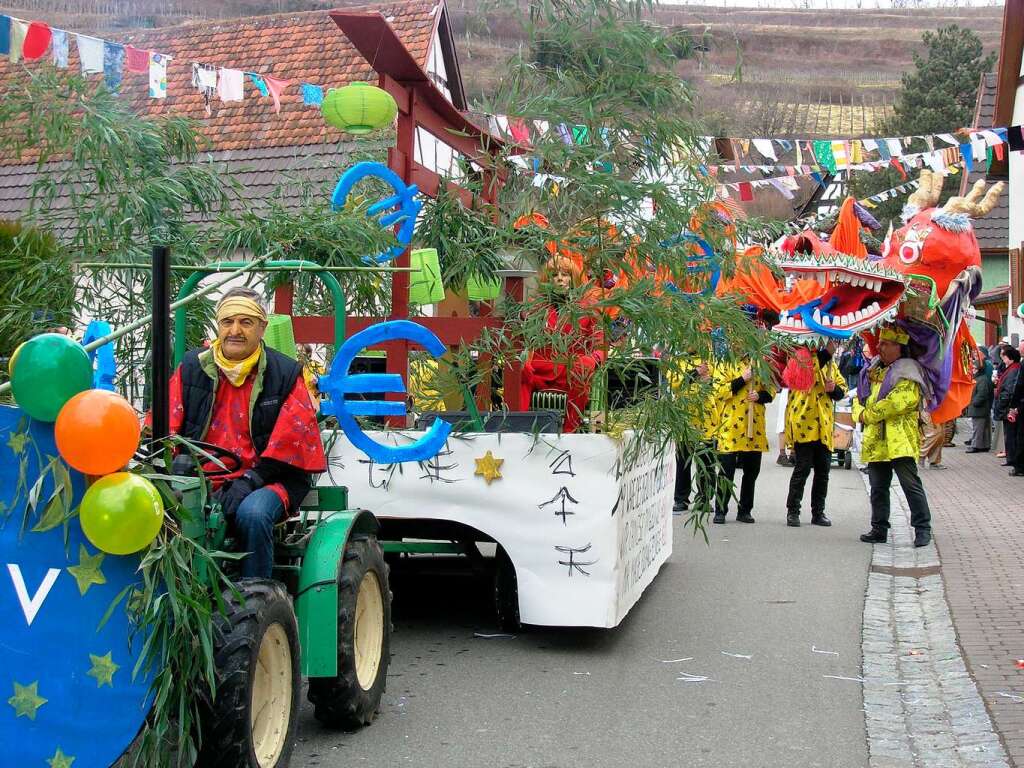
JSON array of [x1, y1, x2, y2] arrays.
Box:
[[0, 11, 339, 113], [774, 178, 923, 235]]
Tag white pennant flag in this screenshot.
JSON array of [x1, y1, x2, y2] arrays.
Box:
[[752, 139, 778, 161], [861, 138, 878, 154], [885, 139, 903, 157], [980, 130, 1003, 147], [937, 133, 959, 147]]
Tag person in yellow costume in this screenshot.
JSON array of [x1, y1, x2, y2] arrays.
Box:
[[853, 326, 933, 548], [712, 358, 776, 524], [783, 342, 845, 528], [666, 354, 718, 512]]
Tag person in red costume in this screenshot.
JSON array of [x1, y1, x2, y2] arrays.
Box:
[[166, 286, 326, 578], [520, 255, 605, 433]]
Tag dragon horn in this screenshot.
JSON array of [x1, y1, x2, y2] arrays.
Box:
[[940, 180, 1005, 217], [907, 169, 943, 210]]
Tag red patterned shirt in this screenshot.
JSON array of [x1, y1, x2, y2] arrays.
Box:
[[167, 368, 326, 509]]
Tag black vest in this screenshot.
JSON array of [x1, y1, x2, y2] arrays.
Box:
[[179, 346, 302, 451], [179, 346, 311, 509]]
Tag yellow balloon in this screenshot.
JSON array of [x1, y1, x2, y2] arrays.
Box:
[[80, 473, 164, 555]]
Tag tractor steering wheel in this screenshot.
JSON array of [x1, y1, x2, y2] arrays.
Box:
[[173, 440, 245, 479]]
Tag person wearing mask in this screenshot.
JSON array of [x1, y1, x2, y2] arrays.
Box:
[[783, 342, 846, 527], [966, 349, 994, 453], [712, 358, 776, 525], [993, 347, 1021, 468], [520, 255, 604, 434], [165, 287, 327, 578], [854, 326, 933, 548]]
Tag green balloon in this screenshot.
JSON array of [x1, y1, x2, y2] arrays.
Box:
[[80, 473, 165, 556], [10, 333, 93, 422]]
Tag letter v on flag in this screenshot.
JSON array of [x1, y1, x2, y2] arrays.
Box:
[[7, 564, 61, 626]]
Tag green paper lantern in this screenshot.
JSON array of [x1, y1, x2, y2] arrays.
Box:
[[322, 82, 398, 135], [409, 248, 445, 306], [467, 274, 501, 301], [264, 314, 297, 359], [1018, 302, 1024, 319]]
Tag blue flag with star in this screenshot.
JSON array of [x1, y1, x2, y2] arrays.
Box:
[[0, 405, 152, 767]]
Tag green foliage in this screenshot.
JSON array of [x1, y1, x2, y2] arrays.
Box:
[[850, 24, 993, 231], [440, 0, 779, 528], [884, 25, 995, 137], [0, 220, 74, 376]]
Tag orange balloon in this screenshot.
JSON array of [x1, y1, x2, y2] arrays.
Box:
[[55, 390, 141, 476]]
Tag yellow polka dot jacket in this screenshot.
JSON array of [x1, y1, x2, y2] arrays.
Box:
[[665, 357, 719, 440], [713, 360, 776, 453], [784, 352, 846, 450], [852, 361, 924, 462]]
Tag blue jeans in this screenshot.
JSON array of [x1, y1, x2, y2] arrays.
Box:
[[234, 487, 284, 579]]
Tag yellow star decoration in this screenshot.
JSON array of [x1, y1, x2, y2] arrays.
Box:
[[5, 430, 27, 455], [8, 681, 47, 720], [474, 451, 504, 485], [67, 545, 106, 596], [87, 651, 120, 688], [47, 747, 75, 768]]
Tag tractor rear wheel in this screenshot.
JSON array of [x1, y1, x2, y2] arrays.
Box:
[[197, 579, 300, 768], [307, 535, 392, 728]]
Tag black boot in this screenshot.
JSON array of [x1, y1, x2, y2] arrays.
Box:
[[735, 511, 756, 524], [713, 512, 726, 524], [810, 512, 832, 527], [914, 529, 932, 548], [673, 499, 689, 512], [786, 511, 801, 527], [859, 528, 887, 543]]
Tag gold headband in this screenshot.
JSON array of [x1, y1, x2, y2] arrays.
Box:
[[216, 296, 267, 323], [879, 328, 909, 345]]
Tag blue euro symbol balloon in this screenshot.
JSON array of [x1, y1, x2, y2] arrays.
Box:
[[660, 232, 720, 298], [318, 320, 452, 463], [332, 161, 422, 265]]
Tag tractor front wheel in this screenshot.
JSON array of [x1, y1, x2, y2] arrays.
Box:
[[197, 579, 301, 768], [307, 534, 392, 728]]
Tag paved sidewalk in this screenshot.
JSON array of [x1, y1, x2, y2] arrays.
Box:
[[918, 432, 1024, 765]]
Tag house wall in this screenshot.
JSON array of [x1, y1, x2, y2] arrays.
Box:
[[970, 253, 1009, 340], [1010, 76, 1024, 337]]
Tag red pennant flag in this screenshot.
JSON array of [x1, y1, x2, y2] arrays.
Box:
[[21, 21, 51, 60], [263, 75, 291, 114], [890, 157, 907, 181], [509, 118, 531, 145], [738, 181, 754, 202], [994, 142, 1005, 162], [124, 45, 150, 73]]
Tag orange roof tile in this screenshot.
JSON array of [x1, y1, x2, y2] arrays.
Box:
[[0, 2, 441, 160]]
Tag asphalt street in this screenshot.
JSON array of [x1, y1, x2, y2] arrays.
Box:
[[292, 405, 874, 768]]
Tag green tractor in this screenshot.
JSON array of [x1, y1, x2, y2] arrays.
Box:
[[162, 260, 394, 768]]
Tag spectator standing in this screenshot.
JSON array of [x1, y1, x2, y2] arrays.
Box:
[[993, 347, 1020, 467], [966, 351, 994, 453]]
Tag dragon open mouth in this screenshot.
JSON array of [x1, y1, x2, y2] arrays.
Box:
[[773, 254, 909, 340]]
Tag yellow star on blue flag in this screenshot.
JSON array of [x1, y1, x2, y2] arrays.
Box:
[[8, 680, 47, 720], [67, 545, 106, 596], [47, 747, 75, 768], [87, 652, 120, 688]]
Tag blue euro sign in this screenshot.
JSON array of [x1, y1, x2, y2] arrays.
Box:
[[660, 232, 720, 298], [331, 162, 422, 265], [81, 320, 117, 391], [318, 320, 452, 463]]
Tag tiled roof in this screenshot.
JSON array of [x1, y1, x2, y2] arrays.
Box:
[[0, 2, 440, 160], [0, 141, 388, 239], [962, 73, 1010, 253]]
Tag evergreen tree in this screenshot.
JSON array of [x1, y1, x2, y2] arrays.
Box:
[[849, 25, 995, 230]]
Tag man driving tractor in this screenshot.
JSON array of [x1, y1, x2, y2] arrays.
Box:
[[166, 286, 326, 577]]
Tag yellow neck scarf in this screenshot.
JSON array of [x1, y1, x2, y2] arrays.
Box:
[[210, 339, 262, 387]]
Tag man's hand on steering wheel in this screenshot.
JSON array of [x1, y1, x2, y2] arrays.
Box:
[[216, 470, 265, 518]]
